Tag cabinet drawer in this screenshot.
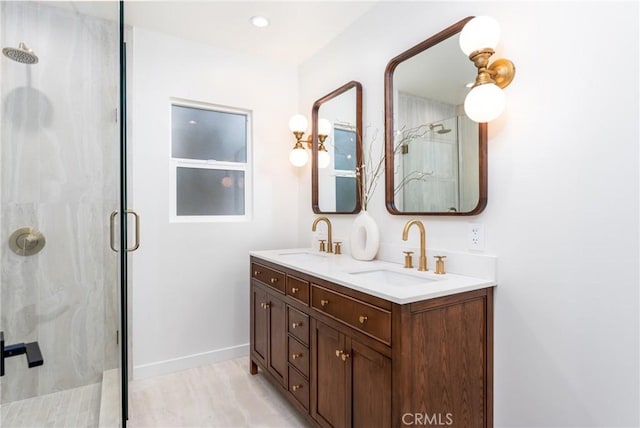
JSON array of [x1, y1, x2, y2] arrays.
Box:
[[288, 336, 309, 378], [288, 306, 309, 345], [286, 275, 309, 305], [311, 285, 391, 344], [251, 263, 285, 293], [288, 366, 310, 411]]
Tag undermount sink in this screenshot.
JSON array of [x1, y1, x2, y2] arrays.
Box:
[[348, 269, 438, 286]]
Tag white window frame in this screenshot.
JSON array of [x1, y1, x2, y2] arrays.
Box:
[[169, 98, 252, 223]]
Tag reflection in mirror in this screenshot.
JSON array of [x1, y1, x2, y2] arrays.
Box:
[[312, 81, 362, 214], [385, 17, 488, 215]]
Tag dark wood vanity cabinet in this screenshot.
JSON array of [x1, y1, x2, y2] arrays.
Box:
[[250, 263, 288, 388], [313, 320, 391, 428], [250, 256, 493, 428]]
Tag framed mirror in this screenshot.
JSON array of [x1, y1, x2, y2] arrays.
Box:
[[384, 17, 487, 215], [312, 81, 363, 214]]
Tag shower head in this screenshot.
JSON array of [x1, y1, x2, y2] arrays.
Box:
[[3, 42, 38, 64], [429, 123, 451, 135]]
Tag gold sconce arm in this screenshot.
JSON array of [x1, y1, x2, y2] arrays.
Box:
[[468, 49, 515, 89], [288, 113, 331, 166]]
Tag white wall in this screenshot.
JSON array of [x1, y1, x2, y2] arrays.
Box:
[[297, 2, 639, 427], [130, 28, 301, 378]]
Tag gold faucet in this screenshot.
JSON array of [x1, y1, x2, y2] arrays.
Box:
[[402, 220, 427, 271], [312, 217, 333, 253]]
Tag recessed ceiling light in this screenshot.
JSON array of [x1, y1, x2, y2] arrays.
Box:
[[188, 120, 197, 125], [250, 16, 269, 28]]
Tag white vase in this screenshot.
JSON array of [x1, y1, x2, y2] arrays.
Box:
[[349, 210, 380, 261]]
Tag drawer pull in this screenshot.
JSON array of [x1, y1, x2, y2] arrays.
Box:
[[341, 352, 350, 362], [359, 315, 368, 324], [291, 322, 302, 329], [270, 277, 278, 284], [292, 384, 302, 391], [292, 353, 302, 360], [320, 299, 329, 307], [254, 270, 261, 276], [260, 302, 270, 309], [291, 287, 299, 293]]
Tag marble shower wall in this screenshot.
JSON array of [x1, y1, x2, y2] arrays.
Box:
[[0, 2, 119, 403]]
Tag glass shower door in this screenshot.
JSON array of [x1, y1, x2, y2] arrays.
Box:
[[0, 1, 124, 426]]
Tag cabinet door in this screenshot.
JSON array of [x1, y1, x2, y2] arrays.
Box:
[[408, 298, 489, 428], [251, 284, 268, 367], [267, 291, 287, 387], [351, 339, 391, 428], [314, 321, 347, 428]]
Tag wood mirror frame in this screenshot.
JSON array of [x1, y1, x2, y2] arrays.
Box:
[[384, 17, 487, 216], [312, 81, 363, 214]]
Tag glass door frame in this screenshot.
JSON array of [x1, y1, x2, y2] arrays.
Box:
[[118, 1, 129, 425]]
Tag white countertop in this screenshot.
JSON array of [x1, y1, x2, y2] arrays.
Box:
[[250, 248, 496, 304]]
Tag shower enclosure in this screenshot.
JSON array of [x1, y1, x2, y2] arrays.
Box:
[[0, 2, 126, 426]]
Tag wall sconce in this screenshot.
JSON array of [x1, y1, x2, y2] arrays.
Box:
[[289, 114, 310, 167], [317, 118, 331, 169], [288, 114, 332, 168], [460, 16, 516, 123]]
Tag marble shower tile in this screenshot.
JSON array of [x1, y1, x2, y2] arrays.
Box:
[[1, 1, 119, 405]]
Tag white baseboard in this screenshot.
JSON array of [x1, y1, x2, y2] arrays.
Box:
[[133, 343, 249, 380]]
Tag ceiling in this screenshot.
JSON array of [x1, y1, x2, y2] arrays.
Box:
[[123, 1, 378, 65], [54, 1, 473, 104]]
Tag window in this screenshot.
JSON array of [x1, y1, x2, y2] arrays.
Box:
[[333, 127, 357, 212], [170, 100, 251, 222]]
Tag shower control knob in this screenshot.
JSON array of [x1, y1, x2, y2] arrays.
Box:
[[8, 227, 45, 256]]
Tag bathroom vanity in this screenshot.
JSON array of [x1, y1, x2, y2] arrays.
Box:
[[249, 250, 495, 428]]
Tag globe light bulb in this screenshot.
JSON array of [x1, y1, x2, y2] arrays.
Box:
[[289, 114, 308, 133], [318, 118, 332, 136], [459, 16, 501, 56], [318, 149, 330, 169], [464, 83, 506, 123], [289, 146, 308, 167]]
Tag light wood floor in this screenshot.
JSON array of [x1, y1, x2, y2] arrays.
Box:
[[128, 356, 311, 428]]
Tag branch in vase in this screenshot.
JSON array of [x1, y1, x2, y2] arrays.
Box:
[[394, 170, 434, 195]]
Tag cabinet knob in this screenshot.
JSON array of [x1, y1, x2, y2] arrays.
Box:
[[292, 353, 302, 360], [291, 384, 302, 391], [335, 349, 343, 358], [260, 302, 270, 309], [320, 299, 329, 307], [291, 322, 301, 329], [254, 270, 261, 276], [341, 352, 350, 362], [359, 315, 368, 324], [270, 277, 278, 284], [291, 287, 299, 293]]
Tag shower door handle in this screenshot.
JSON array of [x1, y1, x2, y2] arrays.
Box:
[[109, 210, 140, 252], [109, 210, 118, 252], [126, 210, 140, 252]]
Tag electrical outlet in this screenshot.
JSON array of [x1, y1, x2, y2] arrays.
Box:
[[468, 223, 484, 250]]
